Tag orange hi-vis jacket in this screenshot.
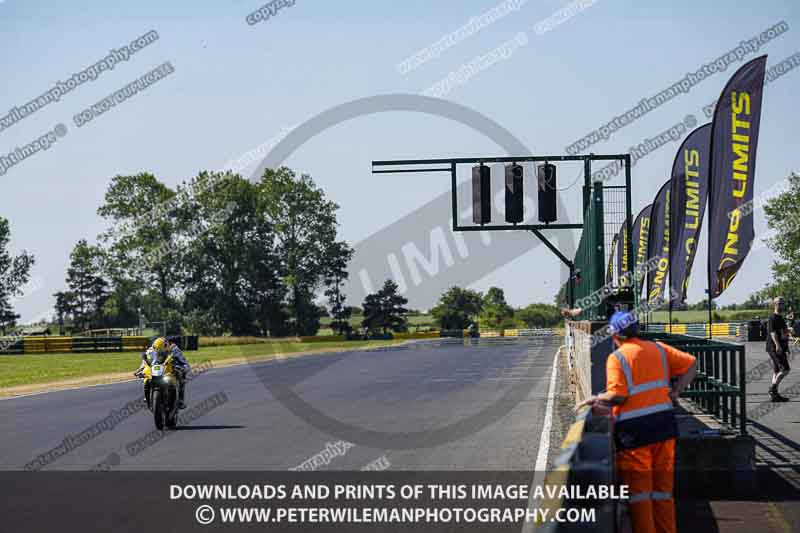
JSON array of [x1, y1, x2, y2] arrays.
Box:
[[606, 338, 696, 450]]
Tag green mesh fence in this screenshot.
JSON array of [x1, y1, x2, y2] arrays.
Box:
[[570, 181, 634, 320], [602, 186, 629, 288], [572, 182, 606, 319]]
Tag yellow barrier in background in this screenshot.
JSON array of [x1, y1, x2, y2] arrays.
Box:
[[20, 336, 150, 354], [22, 337, 73, 353], [122, 336, 149, 350], [394, 331, 439, 340], [654, 322, 742, 337], [298, 335, 347, 343]]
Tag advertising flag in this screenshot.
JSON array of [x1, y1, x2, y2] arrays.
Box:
[[632, 204, 653, 299], [616, 221, 629, 287], [647, 181, 671, 305], [606, 233, 618, 285], [669, 123, 712, 304], [708, 56, 767, 298]]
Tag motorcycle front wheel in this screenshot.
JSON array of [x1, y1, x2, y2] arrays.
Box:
[[166, 387, 178, 429], [152, 389, 166, 430]]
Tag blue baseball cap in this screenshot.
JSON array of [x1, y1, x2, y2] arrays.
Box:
[[609, 311, 639, 336]]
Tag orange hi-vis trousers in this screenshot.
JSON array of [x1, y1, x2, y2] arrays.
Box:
[[616, 438, 676, 533]]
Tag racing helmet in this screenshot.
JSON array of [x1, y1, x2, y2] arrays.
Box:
[[152, 337, 169, 354]]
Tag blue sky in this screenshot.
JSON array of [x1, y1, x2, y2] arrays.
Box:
[[1, 0, 799, 321]]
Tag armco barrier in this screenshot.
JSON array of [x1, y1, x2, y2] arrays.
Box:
[[22, 336, 74, 353], [300, 331, 440, 342], [532, 407, 617, 532], [439, 329, 467, 338], [437, 328, 558, 339], [4, 335, 199, 354], [298, 335, 347, 343], [123, 336, 150, 351], [0, 337, 24, 354], [646, 322, 744, 337], [23, 336, 132, 353], [517, 328, 557, 336], [394, 331, 440, 340]]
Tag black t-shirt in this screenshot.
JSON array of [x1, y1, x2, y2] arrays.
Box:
[[766, 313, 788, 352]]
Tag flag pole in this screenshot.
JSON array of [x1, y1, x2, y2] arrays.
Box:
[[707, 159, 714, 341], [668, 196, 673, 333], [707, 291, 713, 340], [668, 273, 673, 332]]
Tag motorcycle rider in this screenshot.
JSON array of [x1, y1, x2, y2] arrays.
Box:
[[135, 337, 190, 410], [166, 337, 191, 409]]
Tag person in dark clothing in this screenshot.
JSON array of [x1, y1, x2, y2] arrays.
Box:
[[560, 293, 622, 321], [766, 297, 791, 402], [603, 294, 622, 321], [787, 311, 798, 336]]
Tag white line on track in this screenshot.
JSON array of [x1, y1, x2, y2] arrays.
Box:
[[535, 346, 559, 472], [522, 346, 561, 533], [0, 378, 140, 402]]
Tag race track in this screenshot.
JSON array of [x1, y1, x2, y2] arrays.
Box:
[[1, 337, 562, 471]]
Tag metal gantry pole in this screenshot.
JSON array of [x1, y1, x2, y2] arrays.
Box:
[[624, 155, 636, 313], [583, 157, 592, 214], [450, 161, 457, 231]]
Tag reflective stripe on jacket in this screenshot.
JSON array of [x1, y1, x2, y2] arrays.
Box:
[[610, 340, 677, 450]]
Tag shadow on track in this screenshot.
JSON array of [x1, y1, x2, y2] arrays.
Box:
[[174, 425, 246, 431]]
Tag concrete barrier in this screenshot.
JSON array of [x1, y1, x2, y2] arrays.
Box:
[[531, 408, 618, 532], [565, 321, 612, 403]]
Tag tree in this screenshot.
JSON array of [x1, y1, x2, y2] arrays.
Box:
[[362, 280, 409, 334], [480, 287, 514, 329], [431, 287, 483, 330], [260, 167, 351, 336], [516, 303, 562, 328], [101, 277, 144, 328], [554, 283, 568, 307], [97, 173, 180, 313], [61, 240, 109, 332], [742, 290, 770, 309], [688, 299, 717, 311], [181, 172, 282, 336], [0, 217, 35, 334], [763, 172, 800, 308], [53, 291, 73, 334], [324, 241, 355, 335], [65, 165, 353, 337]]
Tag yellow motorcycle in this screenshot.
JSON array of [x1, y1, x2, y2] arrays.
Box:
[[142, 354, 180, 430]]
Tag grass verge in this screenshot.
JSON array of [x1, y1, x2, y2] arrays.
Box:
[[0, 340, 403, 391]]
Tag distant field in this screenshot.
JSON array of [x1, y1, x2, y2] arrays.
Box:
[[0, 339, 403, 389]]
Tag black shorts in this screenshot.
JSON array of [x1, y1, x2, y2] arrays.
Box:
[[767, 348, 791, 374]]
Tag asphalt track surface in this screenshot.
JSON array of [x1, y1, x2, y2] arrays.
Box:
[[2, 337, 562, 472]]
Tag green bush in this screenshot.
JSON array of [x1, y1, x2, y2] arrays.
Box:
[[728, 310, 769, 321], [515, 303, 562, 328], [198, 336, 298, 347]]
